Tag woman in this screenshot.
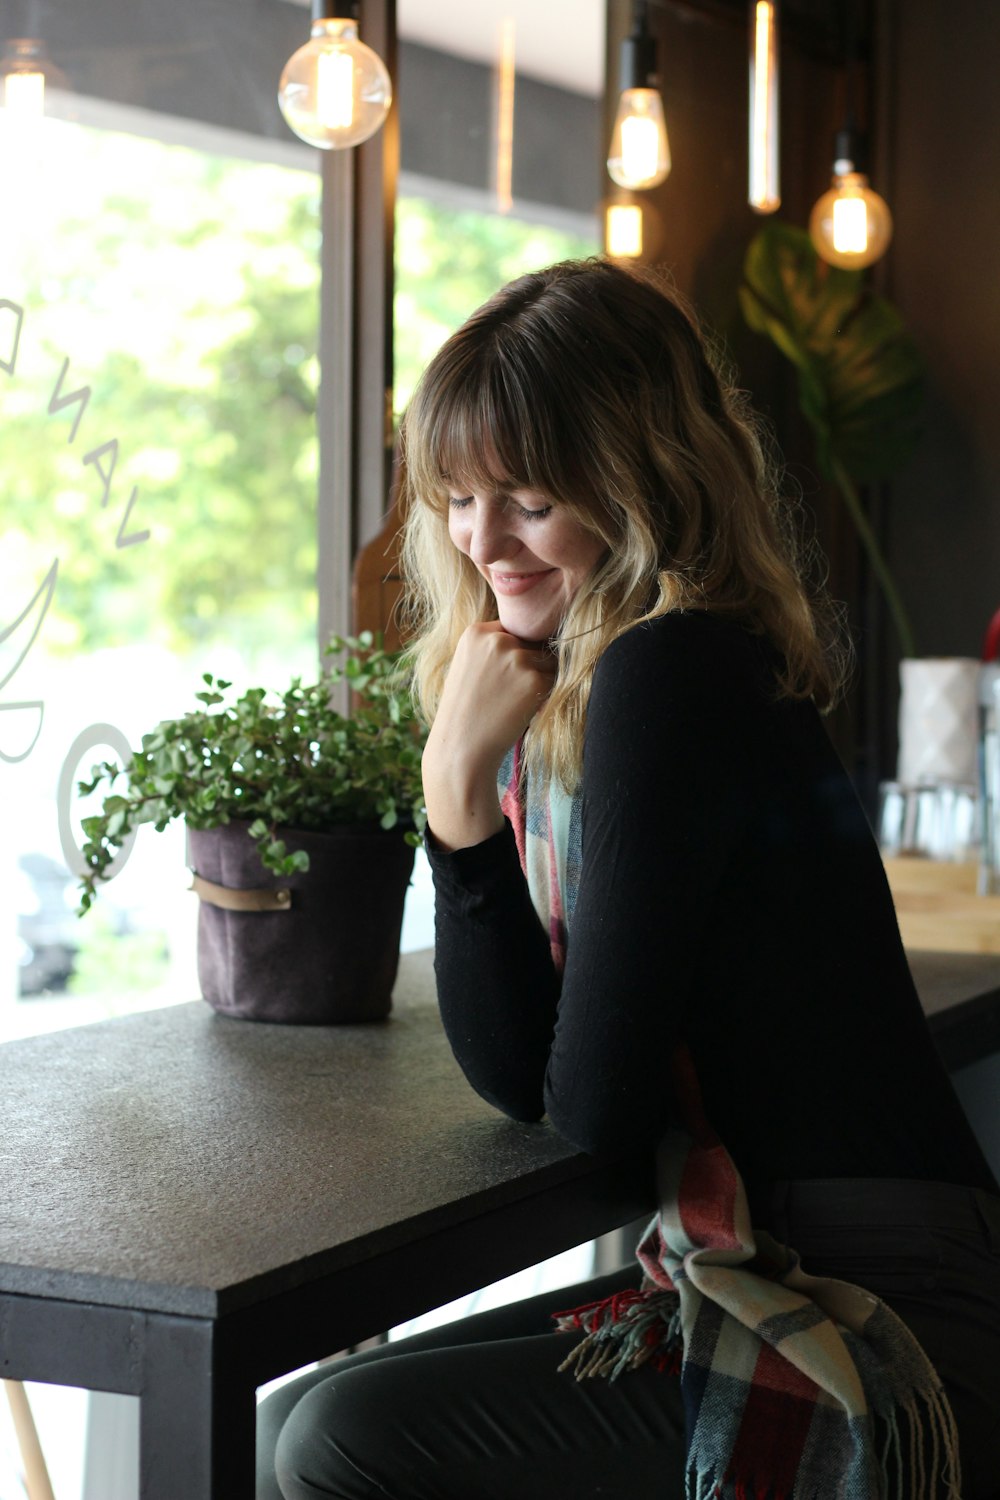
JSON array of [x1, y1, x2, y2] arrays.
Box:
[[258, 260, 1000, 1500]]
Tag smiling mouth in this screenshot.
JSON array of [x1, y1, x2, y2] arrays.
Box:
[[488, 568, 556, 596]]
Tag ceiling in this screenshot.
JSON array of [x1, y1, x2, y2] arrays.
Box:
[[398, 0, 605, 96], [279, 1, 606, 97]]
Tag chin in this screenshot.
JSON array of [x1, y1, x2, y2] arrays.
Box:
[[498, 609, 559, 643]]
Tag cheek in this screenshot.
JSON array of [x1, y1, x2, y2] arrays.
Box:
[[562, 535, 606, 585], [447, 512, 471, 555]]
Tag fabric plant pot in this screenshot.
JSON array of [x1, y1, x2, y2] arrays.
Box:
[[187, 820, 415, 1023]]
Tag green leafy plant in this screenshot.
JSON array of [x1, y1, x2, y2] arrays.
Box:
[[76, 634, 426, 912], [740, 222, 924, 656]]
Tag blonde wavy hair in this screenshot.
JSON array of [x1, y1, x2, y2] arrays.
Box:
[[399, 258, 848, 790]]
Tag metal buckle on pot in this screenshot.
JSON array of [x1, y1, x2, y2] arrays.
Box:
[[190, 874, 293, 912]]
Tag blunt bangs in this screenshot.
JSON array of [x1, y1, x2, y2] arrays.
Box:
[[404, 321, 600, 525]]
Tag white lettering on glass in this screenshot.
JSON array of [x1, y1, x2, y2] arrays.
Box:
[[47, 356, 92, 443], [0, 299, 24, 375], [57, 722, 138, 880], [0, 301, 154, 766], [0, 560, 59, 763]]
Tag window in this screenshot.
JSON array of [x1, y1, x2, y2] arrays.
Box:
[[3, 97, 321, 1034], [1, 4, 608, 1485], [3, 2, 605, 1038]]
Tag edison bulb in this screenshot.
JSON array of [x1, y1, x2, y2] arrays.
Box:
[[607, 88, 670, 190], [1, 38, 69, 118], [809, 168, 893, 269], [278, 17, 391, 150], [606, 203, 643, 258]]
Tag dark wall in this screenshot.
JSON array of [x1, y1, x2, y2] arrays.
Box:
[[605, 0, 1000, 785], [605, 1, 840, 338], [877, 0, 1000, 664], [604, 0, 894, 777]]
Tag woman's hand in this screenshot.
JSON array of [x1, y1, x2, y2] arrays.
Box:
[[422, 622, 556, 851]]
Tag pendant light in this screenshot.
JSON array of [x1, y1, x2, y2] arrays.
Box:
[[606, 202, 644, 259], [808, 2, 892, 269], [278, 0, 391, 151], [607, 1, 670, 191], [0, 38, 69, 119], [809, 127, 893, 269], [748, 1, 780, 213]]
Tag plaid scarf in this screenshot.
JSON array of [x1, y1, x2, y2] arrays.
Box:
[[498, 738, 582, 973], [498, 741, 962, 1500]]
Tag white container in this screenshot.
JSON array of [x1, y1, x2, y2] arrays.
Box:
[[897, 657, 980, 788]]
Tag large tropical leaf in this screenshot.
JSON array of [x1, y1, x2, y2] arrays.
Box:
[[740, 223, 923, 483]]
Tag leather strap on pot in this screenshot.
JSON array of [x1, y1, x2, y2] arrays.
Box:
[[191, 874, 293, 912]]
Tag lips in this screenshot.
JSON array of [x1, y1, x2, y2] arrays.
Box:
[[488, 568, 556, 596]]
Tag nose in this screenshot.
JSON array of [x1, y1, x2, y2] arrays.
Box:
[[467, 501, 518, 567]]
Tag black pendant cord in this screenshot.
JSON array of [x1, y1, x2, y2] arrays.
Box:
[[622, 0, 658, 92], [842, 0, 859, 138], [312, 0, 360, 21]]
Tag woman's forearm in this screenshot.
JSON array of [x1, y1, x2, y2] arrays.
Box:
[[429, 823, 560, 1119], [421, 730, 505, 852]]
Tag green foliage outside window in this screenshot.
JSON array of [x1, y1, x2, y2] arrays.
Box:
[[1, 120, 596, 673], [394, 198, 598, 414]]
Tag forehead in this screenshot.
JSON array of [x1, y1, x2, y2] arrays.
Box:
[[432, 425, 537, 498], [413, 368, 548, 492]]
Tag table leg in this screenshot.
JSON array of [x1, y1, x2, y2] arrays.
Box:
[[140, 1315, 255, 1500]]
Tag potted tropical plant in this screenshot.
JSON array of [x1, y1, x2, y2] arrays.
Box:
[[740, 221, 924, 657], [76, 634, 427, 1025]]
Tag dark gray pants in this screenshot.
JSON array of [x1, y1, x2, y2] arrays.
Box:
[[257, 1179, 1000, 1500]]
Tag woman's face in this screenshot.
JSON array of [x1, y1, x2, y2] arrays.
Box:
[[447, 487, 605, 643]]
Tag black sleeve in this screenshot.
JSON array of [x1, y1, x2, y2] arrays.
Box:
[[428, 617, 759, 1151], [429, 821, 561, 1122]]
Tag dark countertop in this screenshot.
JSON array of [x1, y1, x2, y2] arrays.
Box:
[[0, 949, 647, 1321], [908, 948, 1000, 1070], [1, 947, 996, 1324]]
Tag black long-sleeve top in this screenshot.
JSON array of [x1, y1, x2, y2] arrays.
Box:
[[428, 613, 996, 1196]]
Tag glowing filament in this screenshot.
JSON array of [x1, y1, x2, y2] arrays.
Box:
[[606, 204, 643, 258], [4, 71, 45, 117], [748, 1, 779, 212], [495, 18, 516, 214], [317, 50, 353, 130], [620, 112, 660, 186], [833, 194, 868, 253]]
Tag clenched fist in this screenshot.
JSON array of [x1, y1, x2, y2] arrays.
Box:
[[422, 622, 556, 851]]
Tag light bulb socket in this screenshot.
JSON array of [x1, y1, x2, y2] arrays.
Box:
[[310, 0, 359, 21], [833, 126, 867, 174], [620, 8, 658, 91]]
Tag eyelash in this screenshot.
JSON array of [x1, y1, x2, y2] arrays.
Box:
[[448, 497, 553, 522]]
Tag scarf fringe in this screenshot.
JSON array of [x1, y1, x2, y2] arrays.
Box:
[[554, 1287, 681, 1382], [882, 1385, 962, 1500], [554, 1288, 962, 1500]]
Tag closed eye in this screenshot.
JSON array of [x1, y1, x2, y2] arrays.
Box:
[[446, 495, 554, 521]]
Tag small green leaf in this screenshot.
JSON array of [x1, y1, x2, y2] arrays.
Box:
[[76, 632, 427, 909]]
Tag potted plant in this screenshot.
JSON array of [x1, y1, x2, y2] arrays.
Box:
[[76, 634, 427, 1024]]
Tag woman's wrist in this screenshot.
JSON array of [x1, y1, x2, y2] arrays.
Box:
[[422, 752, 504, 852]]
